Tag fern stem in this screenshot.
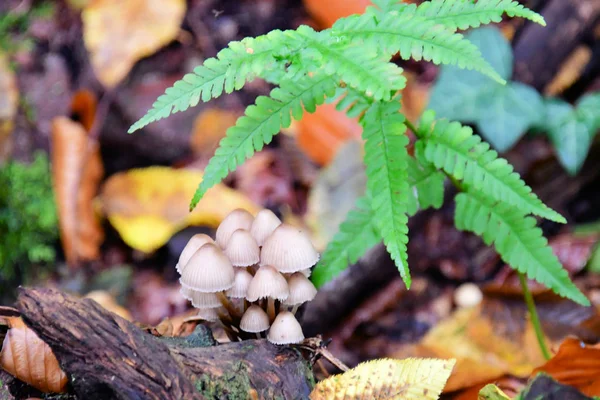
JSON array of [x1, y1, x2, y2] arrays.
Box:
[[518, 272, 551, 360], [404, 119, 419, 136]]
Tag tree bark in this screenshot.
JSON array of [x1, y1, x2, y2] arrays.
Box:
[[14, 288, 314, 400]]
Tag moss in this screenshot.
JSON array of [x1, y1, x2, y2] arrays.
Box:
[[195, 361, 254, 399], [160, 325, 216, 348]]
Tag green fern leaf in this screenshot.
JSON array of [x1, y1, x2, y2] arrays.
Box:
[[332, 12, 505, 84], [190, 75, 337, 210], [407, 156, 446, 214], [312, 196, 380, 288], [362, 100, 411, 287], [416, 118, 565, 223], [416, 0, 546, 31], [454, 191, 588, 305], [296, 26, 406, 101], [335, 87, 374, 117], [128, 30, 297, 133]]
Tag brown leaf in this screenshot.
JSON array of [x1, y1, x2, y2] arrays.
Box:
[[82, 0, 186, 87], [84, 290, 132, 321], [295, 101, 362, 166], [533, 337, 600, 397], [550, 233, 599, 275], [190, 108, 240, 157], [0, 325, 68, 393], [0, 53, 18, 162], [51, 110, 104, 266]]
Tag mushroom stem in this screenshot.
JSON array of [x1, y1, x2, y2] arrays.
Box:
[[291, 304, 300, 315], [255, 333, 261, 339], [244, 299, 250, 312], [217, 292, 240, 320], [267, 298, 276, 322]]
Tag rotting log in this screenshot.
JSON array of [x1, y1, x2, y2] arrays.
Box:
[[14, 288, 315, 400]]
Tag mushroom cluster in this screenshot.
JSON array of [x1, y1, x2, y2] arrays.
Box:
[[176, 209, 318, 345]]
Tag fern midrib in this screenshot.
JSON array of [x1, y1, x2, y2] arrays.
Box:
[[201, 75, 335, 188], [423, 8, 505, 25]]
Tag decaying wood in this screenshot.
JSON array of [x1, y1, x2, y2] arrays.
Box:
[[14, 288, 314, 400]]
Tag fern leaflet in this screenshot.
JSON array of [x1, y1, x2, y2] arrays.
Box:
[[362, 100, 411, 287], [334, 87, 374, 117], [190, 75, 337, 209], [407, 156, 445, 215], [331, 12, 505, 84], [416, 118, 565, 223], [128, 30, 299, 133], [415, 0, 546, 31], [312, 196, 380, 288], [454, 191, 588, 305]]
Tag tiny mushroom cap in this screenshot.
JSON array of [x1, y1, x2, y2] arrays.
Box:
[[284, 272, 317, 306], [246, 265, 289, 302], [240, 305, 270, 333], [224, 229, 260, 267], [176, 234, 215, 274], [216, 209, 254, 248], [250, 209, 282, 246], [226, 268, 253, 298], [299, 268, 311, 278], [180, 287, 221, 308], [267, 311, 305, 345], [180, 243, 235, 293], [260, 224, 319, 273], [196, 307, 219, 322]]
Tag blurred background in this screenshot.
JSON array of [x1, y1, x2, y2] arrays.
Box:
[[0, 0, 599, 397]]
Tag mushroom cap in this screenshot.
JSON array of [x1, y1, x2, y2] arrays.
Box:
[[216, 209, 254, 248], [267, 311, 304, 345], [176, 234, 215, 274], [224, 229, 260, 267], [196, 307, 219, 322], [240, 305, 270, 333], [226, 268, 253, 298], [180, 243, 235, 293], [250, 209, 282, 246], [260, 224, 319, 273], [246, 265, 289, 302], [180, 286, 221, 308], [299, 268, 311, 278], [284, 273, 317, 306]]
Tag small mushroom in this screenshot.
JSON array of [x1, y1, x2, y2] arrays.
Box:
[[176, 234, 215, 274], [250, 209, 282, 246], [299, 268, 311, 278], [180, 287, 221, 308], [260, 224, 319, 273], [180, 243, 235, 293], [226, 268, 253, 299], [196, 307, 219, 322], [240, 305, 270, 338], [267, 311, 304, 345], [216, 209, 254, 248], [224, 229, 260, 267], [246, 265, 289, 321], [284, 272, 317, 314]]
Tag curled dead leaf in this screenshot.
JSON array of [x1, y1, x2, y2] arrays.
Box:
[[98, 166, 259, 252], [82, 0, 186, 87], [1, 325, 67, 393], [0, 53, 18, 162]]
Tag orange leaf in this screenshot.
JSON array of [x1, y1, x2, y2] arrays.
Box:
[[51, 93, 104, 266], [533, 337, 600, 397], [303, 0, 372, 28], [190, 108, 241, 156], [295, 101, 362, 166], [1, 326, 68, 393]]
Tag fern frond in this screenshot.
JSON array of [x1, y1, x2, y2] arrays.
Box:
[[454, 192, 588, 305], [416, 119, 565, 223], [312, 196, 380, 288], [331, 12, 505, 84], [335, 87, 373, 117], [296, 26, 406, 101], [362, 100, 411, 287], [128, 30, 299, 133], [190, 75, 337, 210], [416, 0, 546, 31], [407, 156, 445, 213]]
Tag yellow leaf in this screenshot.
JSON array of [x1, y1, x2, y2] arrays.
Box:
[[478, 384, 511, 400], [98, 167, 259, 253], [0, 53, 18, 162], [82, 0, 186, 87], [310, 358, 455, 400]]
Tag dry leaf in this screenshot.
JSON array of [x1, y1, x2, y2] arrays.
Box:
[[544, 46, 591, 97], [1, 325, 68, 393], [0, 53, 18, 162], [533, 337, 600, 397], [82, 0, 186, 87], [84, 290, 132, 321], [295, 101, 363, 166], [303, 0, 372, 28], [190, 108, 240, 156], [51, 97, 104, 266], [98, 166, 259, 253], [310, 358, 455, 399]]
